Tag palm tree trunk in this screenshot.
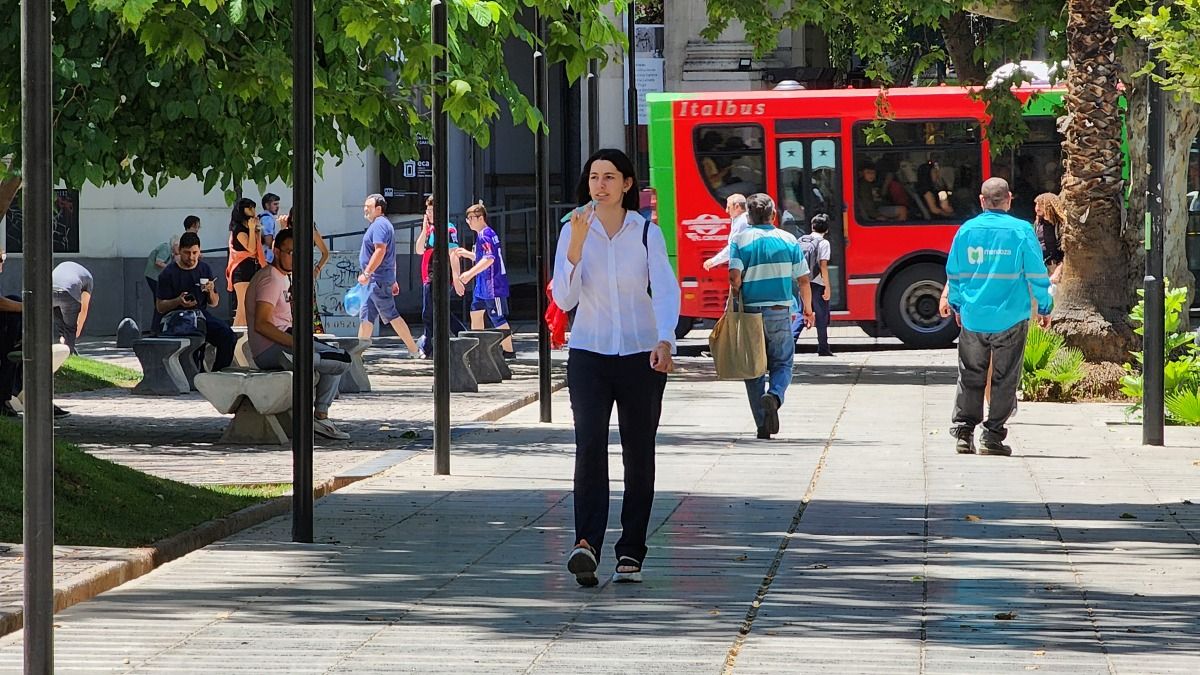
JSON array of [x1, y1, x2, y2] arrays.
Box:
[[1056, 0, 1136, 362]]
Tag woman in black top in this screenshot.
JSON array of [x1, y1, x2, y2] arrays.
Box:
[[225, 197, 262, 327]]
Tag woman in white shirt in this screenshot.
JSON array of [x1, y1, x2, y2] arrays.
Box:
[[553, 148, 681, 587]]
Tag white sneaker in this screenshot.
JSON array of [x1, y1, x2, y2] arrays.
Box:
[[313, 418, 349, 440]]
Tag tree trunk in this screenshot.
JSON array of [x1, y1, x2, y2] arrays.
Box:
[[940, 12, 988, 85], [0, 177, 20, 227], [1056, 0, 1136, 363], [1161, 96, 1200, 311]]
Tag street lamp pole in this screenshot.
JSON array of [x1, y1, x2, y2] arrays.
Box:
[[535, 13, 552, 423], [1143, 20, 1166, 447], [626, 2, 638, 170], [432, 0, 451, 474], [291, 0, 316, 540]]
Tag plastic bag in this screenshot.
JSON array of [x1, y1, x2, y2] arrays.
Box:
[[343, 284, 371, 316]]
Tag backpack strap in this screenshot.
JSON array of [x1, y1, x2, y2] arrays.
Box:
[[642, 217, 652, 298]]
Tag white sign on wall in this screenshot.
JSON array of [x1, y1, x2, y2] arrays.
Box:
[[624, 24, 665, 126]]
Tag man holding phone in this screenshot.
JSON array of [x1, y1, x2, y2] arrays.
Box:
[[155, 231, 236, 371]]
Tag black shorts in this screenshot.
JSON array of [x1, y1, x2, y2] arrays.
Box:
[[231, 258, 259, 284]]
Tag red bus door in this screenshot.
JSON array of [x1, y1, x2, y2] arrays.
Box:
[[775, 133, 847, 312]]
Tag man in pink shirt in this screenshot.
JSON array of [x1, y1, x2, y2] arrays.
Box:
[[246, 229, 352, 440]]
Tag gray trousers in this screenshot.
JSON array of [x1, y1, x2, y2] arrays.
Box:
[[52, 290, 81, 353], [256, 341, 350, 415], [952, 320, 1028, 442]]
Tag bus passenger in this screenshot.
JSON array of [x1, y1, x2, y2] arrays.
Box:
[[855, 160, 904, 222], [917, 161, 954, 218], [554, 148, 680, 587]]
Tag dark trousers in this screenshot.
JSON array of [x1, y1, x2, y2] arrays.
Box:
[[201, 310, 236, 371], [809, 287, 832, 354], [568, 349, 668, 564], [52, 290, 81, 354], [419, 281, 466, 357], [146, 277, 159, 329], [952, 320, 1028, 441], [0, 296, 22, 404]]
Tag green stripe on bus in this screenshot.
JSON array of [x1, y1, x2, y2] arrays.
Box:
[[647, 96, 681, 267]]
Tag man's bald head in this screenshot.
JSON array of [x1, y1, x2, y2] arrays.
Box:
[[980, 177, 1012, 211]]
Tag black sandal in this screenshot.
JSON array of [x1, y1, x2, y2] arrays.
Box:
[[612, 555, 643, 583], [566, 540, 598, 587]]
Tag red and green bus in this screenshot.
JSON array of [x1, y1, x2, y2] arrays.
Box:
[[646, 85, 1067, 347]]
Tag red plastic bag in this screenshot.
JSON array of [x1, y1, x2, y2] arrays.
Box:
[[544, 281, 568, 349]]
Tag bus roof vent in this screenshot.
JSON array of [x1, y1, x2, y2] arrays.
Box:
[[773, 80, 806, 91]]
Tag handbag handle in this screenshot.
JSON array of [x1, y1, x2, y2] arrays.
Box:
[[726, 289, 743, 314]]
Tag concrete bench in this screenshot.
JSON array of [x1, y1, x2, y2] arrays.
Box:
[[177, 336, 212, 391], [233, 334, 258, 369], [458, 330, 511, 381], [448, 337, 479, 393], [317, 336, 372, 393], [457, 330, 504, 384], [194, 370, 293, 445], [11, 344, 71, 412], [131, 337, 194, 395]]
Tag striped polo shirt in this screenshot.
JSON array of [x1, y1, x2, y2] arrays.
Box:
[[728, 224, 810, 307]]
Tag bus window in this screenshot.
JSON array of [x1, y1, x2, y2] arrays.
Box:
[[694, 125, 766, 202], [852, 120, 983, 225], [1000, 117, 1063, 221]]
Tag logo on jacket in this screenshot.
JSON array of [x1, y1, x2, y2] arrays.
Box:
[[967, 246, 985, 264]]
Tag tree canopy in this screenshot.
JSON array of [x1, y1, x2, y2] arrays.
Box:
[[0, 0, 627, 199]]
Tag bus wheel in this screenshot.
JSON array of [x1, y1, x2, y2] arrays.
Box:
[[881, 263, 959, 349], [675, 316, 695, 340]]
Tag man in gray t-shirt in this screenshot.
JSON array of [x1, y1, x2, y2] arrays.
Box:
[[51, 261, 94, 353]]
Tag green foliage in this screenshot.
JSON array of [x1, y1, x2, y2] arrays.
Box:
[[0, 0, 626, 198], [1121, 280, 1200, 423], [1165, 388, 1200, 425], [1116, 0, 1200, 95], [1022, 324, 1086, 401]]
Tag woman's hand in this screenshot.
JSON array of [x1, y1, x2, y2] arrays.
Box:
[[566, 202, 593, 265], [650, 341, 674, 373]]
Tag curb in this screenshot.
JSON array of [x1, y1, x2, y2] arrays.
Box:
[[0, 377, 566, 638]]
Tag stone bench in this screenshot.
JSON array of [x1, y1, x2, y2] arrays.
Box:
[[317, 335, 372, 393], [458, 330, 511, 381], [11, 344, 71, 412], [449, 337, 479, 393], [194, 369, 293, 445], [132, 337, 196, 395], [457, 330, 504, 384]]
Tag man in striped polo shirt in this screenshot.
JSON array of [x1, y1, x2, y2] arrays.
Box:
[[729, 193, 816, 440]]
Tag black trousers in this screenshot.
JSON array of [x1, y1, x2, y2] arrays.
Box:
[[568, 349, 668, 564], [0, 296, 23, 403], [952, 320, 1028, 441]]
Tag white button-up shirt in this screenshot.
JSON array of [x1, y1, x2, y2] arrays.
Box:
[[553, 210, 681, 356], [706, 212, 749, 267]]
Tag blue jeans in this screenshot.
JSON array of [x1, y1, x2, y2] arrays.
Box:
[[743, 307, 795, 429]]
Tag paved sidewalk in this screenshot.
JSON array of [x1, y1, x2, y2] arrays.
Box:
[[2, 349, 1198, 673]]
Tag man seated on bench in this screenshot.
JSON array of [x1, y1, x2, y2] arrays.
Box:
[[247, 229, 352, 440], [156, 231, 236, 371]]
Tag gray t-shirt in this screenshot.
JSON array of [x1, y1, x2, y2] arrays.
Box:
[[52, 261, 94, 301]]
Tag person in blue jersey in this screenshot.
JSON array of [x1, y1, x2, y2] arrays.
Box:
[[728, 193, 815, 441], [945, 177, 1053, 457], [457, 202, 516, 358]]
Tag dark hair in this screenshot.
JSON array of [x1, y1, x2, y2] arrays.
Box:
[[916, 162, 939, 195], [179, 232, 201, 249], [183, 215, 200, 231], [810, 213, 830, 234], [366, 193, 387, 211], [229, 197, 256, 231], [746, 193, 776, 225], [858, 159, 877, 172], [262, 193, 280, 209], [576, 148, 640, 211], [274, 228, 294, 249]]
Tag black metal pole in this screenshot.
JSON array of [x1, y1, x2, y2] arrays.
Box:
[[588, 59, 599, 153], [432, 0, 451, 474], [21, 0, 54, 669], [1143, 27, 1166, 446], [291, 0, 316, 539], [625, 3, 638, 170], [535, 14, 552, 423]]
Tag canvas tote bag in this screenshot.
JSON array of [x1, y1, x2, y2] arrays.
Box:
[[709, 293, 767, 380]]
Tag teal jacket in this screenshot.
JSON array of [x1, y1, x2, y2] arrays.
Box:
[[946, 210, 1053, 334]]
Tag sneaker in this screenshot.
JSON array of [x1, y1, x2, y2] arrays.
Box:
[[979, 437, 1013, 456], [761, 393, 780, 435], [756, 427, 771, 440], [53, 404, 70, 418], [953, 428, 976, 455], [566, 539, 599, 587], [313, 418, 350, 440]]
